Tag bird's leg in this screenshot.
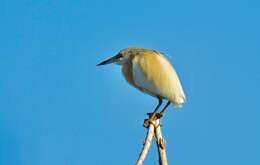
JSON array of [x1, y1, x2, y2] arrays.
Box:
[[150, 98, 162, 119], [144, 98, 162, 127], [157, 101, 171, 118]]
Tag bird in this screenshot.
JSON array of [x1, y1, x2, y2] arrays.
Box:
[[97, 47, 186, 119]]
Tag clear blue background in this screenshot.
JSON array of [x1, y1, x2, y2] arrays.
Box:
[[0, 0, 259, 165]]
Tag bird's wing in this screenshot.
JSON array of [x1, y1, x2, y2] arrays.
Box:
[[132, 51, 186, 106]]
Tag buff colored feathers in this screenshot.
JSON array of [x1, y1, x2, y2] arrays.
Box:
[[98, 47, 186, 110]]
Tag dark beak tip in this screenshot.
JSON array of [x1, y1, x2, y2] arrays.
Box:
[[97, 61, 106, 66], [97, 55, 117, 66]]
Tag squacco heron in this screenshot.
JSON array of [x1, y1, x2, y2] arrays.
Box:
[[98, 47, 186, 118]]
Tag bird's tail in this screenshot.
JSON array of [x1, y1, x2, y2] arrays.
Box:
[[173, 95, 186, 108]]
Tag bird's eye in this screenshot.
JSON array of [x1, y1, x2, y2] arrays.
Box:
[[117, 53, 123, 59]]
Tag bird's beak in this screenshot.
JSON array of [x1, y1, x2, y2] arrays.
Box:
[[97, 54, 120, 66]]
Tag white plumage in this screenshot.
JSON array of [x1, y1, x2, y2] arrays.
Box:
[[98, 47, 186, 114], [131, 52, 186, 107]]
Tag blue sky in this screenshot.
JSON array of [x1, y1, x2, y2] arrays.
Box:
[[0, 0, 259, 165]]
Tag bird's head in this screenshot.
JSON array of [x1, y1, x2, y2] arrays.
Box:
[[97, 47, 144, 66]]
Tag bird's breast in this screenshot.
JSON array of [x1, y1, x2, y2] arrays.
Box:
[[132, 62, 163, 97], [121, 51, 186, 107], [121, 61, 158, 96], [122, 62, 134, 86]]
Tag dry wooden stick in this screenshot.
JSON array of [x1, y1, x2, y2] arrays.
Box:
[[135, 114, 168, 165], [135, 121, 155, 165], [155, 122, 168, 165]]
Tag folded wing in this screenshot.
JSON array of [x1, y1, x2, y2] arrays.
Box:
[[132, 51, 186, 107]]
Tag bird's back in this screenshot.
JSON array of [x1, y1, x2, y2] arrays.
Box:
[[122, 50, 186, 108]]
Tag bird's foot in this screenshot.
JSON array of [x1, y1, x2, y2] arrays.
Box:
[[157, 111, 165, 118], [148, 112, 164, 119], [143, 112, 163, 128]]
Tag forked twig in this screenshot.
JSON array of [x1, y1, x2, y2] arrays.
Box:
[[135, 114, 168, 165]]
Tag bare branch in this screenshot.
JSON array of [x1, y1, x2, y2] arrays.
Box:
[[135, 122, 155, 165], [155, 123, 168, 165], [135, 114, 168, 165]]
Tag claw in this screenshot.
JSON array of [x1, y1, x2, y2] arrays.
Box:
[[143, 112, 162, 128], [156, 112, 164, 119], [143, 119, 150, 128]]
